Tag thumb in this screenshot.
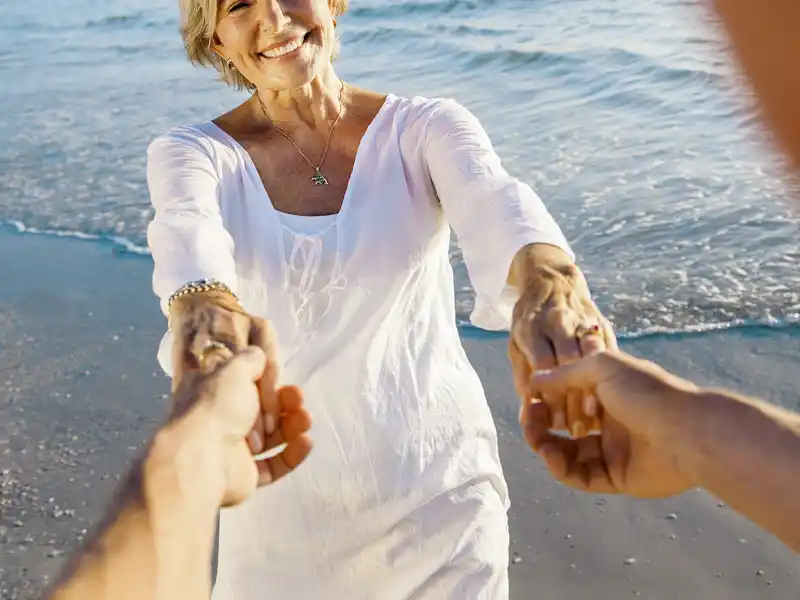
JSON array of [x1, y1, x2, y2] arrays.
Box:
[[530, 352, 617, 397], [249, 318, 280, 437], [220, 346, 267, 383]]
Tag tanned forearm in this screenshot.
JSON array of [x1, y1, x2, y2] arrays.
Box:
[[508, 243, 576, 288], [673, 389, 800, 551], [44, 413, 221, 600], [711, 0, 800, 170]]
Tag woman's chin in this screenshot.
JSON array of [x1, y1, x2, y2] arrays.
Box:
[[252, 58, 324, 91]]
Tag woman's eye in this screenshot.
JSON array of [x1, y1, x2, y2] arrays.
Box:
[[228, 1, 247, 12]]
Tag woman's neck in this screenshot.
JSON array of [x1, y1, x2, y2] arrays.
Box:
[[253, 69, 344, 133]]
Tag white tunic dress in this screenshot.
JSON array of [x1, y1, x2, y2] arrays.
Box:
[[146, 94, 573, 599]]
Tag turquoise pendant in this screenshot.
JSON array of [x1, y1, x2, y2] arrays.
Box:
[[311, 168, 329, 186]]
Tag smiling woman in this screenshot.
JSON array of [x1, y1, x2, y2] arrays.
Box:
[[145, 0, 613, 598], [180, 0, 348, 90]]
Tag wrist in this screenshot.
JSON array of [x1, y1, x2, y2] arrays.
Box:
[[169, 290, 243, 329], [661, 388, 742, 490], [145, 407, 225, 512], [140, 410, 221, 598]]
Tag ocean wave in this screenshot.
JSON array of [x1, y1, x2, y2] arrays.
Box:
[[456, 316, 800, 342], [602, 47, 726, 86], [86, 14, 142, 27], [345, 25, 430, 45], [349, 0, 496, 20], [2, 14, 176, 34], [1, 220, 149, 255], [449, 43, 725, 90], [84, 13, 176, 31]]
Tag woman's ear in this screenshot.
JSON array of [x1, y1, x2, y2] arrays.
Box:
[[210, 33, 225, 60]]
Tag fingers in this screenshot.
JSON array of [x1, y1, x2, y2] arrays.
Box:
[[521, 400, 615, 493], [171, 330, 202, 392], [247, 401, 311, 456], [530, 352, 611, 398], [261, 386, 311, 450], [543, 308, 582, 365], [542, 308, 606, 435], [256, 386, 312, 485], [566, 391, 588, 437], [510, 335, 571, 434], [557, 450, 616, 494], [511, 265, 618, 441], [508, 337, 533, 401], [217, 346, 268, 382], [519, 401, 574, 482], [520, 399, 558, 451], [602, 317, 619, 352], [174, 305, 252, 378], [248, 414, 266, 454], [574, 316, 609, 424], [277, 384, 305, 413], [256, 433, 313, 486], [577, 323, 606, 357], [195, 309, 251, 354], [249, 318, 280, 438], [513, 311, 593, 434], [531, 332, 557, 371]]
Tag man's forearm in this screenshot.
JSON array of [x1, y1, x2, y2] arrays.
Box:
[[45, 416, 221, 599], [674, 389, 800, 551], [711, 0, 800, 170]]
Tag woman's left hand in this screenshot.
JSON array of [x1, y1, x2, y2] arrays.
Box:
[[508, 262, 617, 437]]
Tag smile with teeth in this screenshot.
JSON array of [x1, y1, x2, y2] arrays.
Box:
[[259, 35, 307, 59]]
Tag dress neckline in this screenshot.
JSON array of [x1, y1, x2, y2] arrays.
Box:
[[205, 93, 395, 229], [274, 210, 338, 236]]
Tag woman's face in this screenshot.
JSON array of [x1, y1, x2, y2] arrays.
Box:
[[214, 0, 336, 90]]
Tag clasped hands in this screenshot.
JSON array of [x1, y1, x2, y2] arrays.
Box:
[[167, 291, 312, 507], [164, 262, 699, 507], [510, 263, 696, 499]]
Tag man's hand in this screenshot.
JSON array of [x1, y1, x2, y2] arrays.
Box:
[[46, 335, 312, 600], [521, 350, 696, 498], [170, 295, 284, 468], [158, 343, 312, 507]]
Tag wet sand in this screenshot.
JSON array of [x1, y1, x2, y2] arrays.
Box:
[[1, 230, 798, 599]]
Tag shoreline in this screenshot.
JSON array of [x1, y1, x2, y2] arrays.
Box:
[[5, 220, 800, 344], [1, 230, 798, 599]]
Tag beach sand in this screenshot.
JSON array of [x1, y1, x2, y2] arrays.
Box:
[[1, 229, 798, 599]]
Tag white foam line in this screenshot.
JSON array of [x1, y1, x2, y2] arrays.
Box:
[[1, 219, 151, 255], [455, 316, 800, 339]]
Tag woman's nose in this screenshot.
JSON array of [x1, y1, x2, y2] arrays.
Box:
[[256, 0, 290, 33]]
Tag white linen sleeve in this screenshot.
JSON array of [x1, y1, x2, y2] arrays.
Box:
[[425, 99, 574, 331], [146, 128, 238, 374]]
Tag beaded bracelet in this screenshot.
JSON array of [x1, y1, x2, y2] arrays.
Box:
[[167, 278, 240, 310]]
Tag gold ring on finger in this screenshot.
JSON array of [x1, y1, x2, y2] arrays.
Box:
[[575, 323, 603, 340], [197, 340, 234, 369]]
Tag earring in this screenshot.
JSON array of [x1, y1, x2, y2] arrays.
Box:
[[332, 17, 337, 28], [226, 59, 236, 71]]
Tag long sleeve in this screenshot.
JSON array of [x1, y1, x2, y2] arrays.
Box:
[[425, 99, 574, 330], [146, 127, 238, 374]]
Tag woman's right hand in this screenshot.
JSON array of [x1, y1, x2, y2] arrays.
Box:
[[522, 351, 699, 499], [169, 291, 282, 475]]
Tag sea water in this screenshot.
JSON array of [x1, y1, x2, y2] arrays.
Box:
[[2, 0, 799, 337]]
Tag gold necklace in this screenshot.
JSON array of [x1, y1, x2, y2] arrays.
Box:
[[256, 81, 346, 186]]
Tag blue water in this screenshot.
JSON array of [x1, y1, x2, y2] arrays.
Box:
[[2, 0, 800, 336]]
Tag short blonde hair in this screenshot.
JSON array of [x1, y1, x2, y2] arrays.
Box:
[[180, 0, 349, 91]]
